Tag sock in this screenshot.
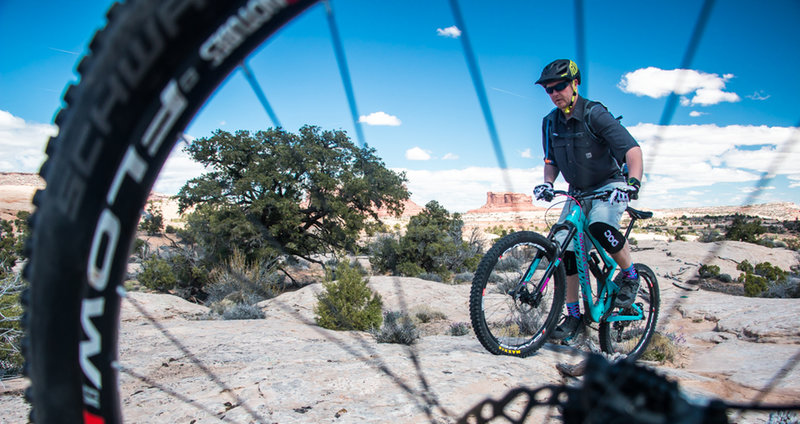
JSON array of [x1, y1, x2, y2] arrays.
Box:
[[622, 265, 638, 279], [567, 302, 581, 318]]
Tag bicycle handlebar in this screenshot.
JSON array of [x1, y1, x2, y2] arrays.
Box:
[[552, 189, 613, 202]]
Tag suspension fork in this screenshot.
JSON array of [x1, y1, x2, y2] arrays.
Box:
[[527, 222, 577, 294]]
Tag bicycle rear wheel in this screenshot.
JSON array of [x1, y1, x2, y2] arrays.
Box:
[[22, 1, 318, 422], [469, 231, 565, 357], [598, 263, 660, 360]]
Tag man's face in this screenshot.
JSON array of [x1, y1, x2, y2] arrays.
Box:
[[545, 79, 574, 109]]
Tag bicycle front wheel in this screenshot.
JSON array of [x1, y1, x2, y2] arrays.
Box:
[[469, 231, 565, 357], [22, 1, 318, 423], [598, 263, 660, 360]]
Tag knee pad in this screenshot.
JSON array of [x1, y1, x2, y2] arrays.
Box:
[[562, 251, 577, 275], [589, 222, 625, 254]]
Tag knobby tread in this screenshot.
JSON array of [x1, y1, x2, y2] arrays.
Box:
[[469, 231, 564, 357], [21, 1, 320, 422]]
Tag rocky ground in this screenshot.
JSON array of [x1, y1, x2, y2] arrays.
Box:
[[2, 174, 799, 423], [2, 240, 799, 423]]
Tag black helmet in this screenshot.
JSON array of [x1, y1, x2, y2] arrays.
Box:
[[535, 59, 581, 85]]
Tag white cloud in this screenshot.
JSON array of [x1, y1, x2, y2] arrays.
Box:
[[406, 147, 432, 160], [0, 110, 57, 172], [689, 111, 706, 117], [618, 67, 740, 106], [397, 167, 541, 213], [393, 124, 799, 212], [358, 111, 401, 126], [442, 153, 459, 160], [746, 90, 770, 101], [436, 25, 461, 38], [152, 137, 207, 194], [520, 148, 533, 158]]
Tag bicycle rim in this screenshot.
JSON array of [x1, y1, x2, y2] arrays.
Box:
[[598, 264, 660, 360], [469, 231, 565, 357], [22, 1, 319, 422]]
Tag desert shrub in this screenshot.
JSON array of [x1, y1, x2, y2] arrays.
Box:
[[640, 332, 685, 363], [725, 214, 766, 243], [221, 303, 265, 320], [315, 261, 383, 331], [698, 228, 723, 243], [368, 201, 483, 282], [495, 256, 523, 272], [206, 249, 284, 311], [698, 264, 720, 279], [418, 272, 443, 282], [373, 311, 420, 345], [754, 262, 788, 282], [0, 273, 24, 378], [324, 256, 367, 282], [368, 235, 400, 275], [410, 305, 447, 323], [761, 277, 800, 299], [396, 262, 424, 279], [737, 260, 754, 273], [767, 410, 799, 424], [139, 203, 164, 235], [453, 272, 474, 284], [449, 322, 471, 336], [138, 257, 177, 291], [165, 225, 177, 234], [742, 273, 768, 297]]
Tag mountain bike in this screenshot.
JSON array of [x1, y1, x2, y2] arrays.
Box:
[[469, 189, 660, 359]]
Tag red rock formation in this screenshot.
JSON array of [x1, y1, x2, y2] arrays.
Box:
[[466, 192, 542, 214]]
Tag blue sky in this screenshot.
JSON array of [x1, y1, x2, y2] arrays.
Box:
[[1, 0, 799, 213]]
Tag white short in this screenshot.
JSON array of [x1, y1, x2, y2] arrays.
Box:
[[552, 181, 628, 252]]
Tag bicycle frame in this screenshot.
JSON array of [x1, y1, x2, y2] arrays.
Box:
[[524, 191, 644, 324]]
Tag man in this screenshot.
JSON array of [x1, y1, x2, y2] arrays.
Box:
[[532, 59, 644, 343]]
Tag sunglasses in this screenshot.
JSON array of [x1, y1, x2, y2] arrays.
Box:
[[545, 80, 571, 94]]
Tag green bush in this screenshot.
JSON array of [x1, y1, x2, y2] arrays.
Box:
[[396, 262, 424, 278], [315, 262, 383, 331], [368, 235, 400, 275], [754, 262, 788, 282], [737, 260, 754, 273], [698, 264, 720, 278], [725, 214, 765, 243], [372, 311, 420, 345], [138, 257, 177, 291], [742, 273, 768, 297], [368, 201, 483, 282], [139, 203, 164, 235]]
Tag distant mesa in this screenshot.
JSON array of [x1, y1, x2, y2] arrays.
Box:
[[467, 192, 544, 214], [376, 198, 424, 218]]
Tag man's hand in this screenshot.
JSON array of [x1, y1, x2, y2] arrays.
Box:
[[610, 178, 640, 204], [534, 182, 555, 202], [626, 177, 640, 200]]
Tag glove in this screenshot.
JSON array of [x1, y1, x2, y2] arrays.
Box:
[[533, 182, 555, 202], [609, 178, 640, 204], [626, 177, 641, 200]]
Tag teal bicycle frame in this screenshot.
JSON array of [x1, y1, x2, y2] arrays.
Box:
[[522, 190, 646, 324]]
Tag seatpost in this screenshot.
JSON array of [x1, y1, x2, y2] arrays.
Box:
[[624, 216, 637, 240]]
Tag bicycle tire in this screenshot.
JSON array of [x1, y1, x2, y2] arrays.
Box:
[[22, 1, 319, 422], [469, 231, 565, 357], [598, 263, 660, 360]]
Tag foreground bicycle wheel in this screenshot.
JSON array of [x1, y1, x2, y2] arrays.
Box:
[[22, 1, 318, 422], [469, 231, 565, 357], [598, 264, 660, 360]]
